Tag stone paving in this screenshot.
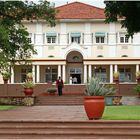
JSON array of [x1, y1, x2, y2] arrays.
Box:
[[122, 96, 140, 105], [0, 106, 88, 121]]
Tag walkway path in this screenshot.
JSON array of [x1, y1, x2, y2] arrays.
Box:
[[0, 106, 88, 121]]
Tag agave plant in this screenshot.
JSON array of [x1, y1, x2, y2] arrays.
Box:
[[86, 77, 116, 96]]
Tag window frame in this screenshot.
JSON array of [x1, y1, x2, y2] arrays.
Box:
[[94, 32, 107, 44], [46, 32, 57, 45]]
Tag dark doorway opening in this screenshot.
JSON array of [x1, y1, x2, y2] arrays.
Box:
[[71, 74, 81, 84]]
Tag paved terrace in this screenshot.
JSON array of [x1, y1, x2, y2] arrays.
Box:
[[0, 106, 87, 121]]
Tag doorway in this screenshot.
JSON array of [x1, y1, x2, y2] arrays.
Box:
[[66, 51, 83, 83], [71, 74, 81, 84]]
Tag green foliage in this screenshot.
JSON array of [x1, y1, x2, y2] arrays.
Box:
[[105, 1, 140, 36], [1, 71, 11, 80], [22, 80, 35, 88], [134, 85, 140, 93], [0, 1, 56, 75], [47, 87, 57, 93], [85, 77, 116, 96]]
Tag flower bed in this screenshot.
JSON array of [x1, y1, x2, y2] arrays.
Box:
[[0, 96, 35, 106]]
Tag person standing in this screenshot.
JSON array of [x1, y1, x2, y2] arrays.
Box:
[[56, 76, 64, 96], [73, 76, 77, 84]]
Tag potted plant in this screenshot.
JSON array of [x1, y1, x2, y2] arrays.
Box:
[[134, 84, 140, 97], [136, 71, 140, 83], [47, 87, 57, 95], [22, 80, 35, 96], [113, 71, 120, 82], [26, 72, 33, 81], [104, 85, 116, 105], [1, 71, 11, 84], [84, 77, 116, 120]]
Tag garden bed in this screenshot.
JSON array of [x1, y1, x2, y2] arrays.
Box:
[[0, 96, 35, 106]]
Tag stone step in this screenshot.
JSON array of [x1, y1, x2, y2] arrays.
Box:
[[35, 95, 84, 105], [0, 121, 140, 139]]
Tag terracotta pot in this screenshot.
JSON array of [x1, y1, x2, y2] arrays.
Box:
[[136, 77, 140, 84], [113, 78, 119, 83], [3, 79, 8, 84], [24, 88, 33, 96], [84, 96, 105, 120]]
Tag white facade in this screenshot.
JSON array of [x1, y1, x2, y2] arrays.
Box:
[[0, 3, 140, 84]]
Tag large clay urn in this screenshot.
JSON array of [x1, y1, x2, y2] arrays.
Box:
[[24, 88, 33, 96], [84, 96, 105, 120]]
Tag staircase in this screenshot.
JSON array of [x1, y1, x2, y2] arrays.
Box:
[[35, 94, 84, 105], [0, 120, 140, 139]]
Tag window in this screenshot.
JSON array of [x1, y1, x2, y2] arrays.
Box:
[[46, 32, 57, 44], [119, 68, 131, 82], [70, 68, 82, 74], [93, 67, 107, 82], [95, 32, 105, 44], [71, 32, 81, 44], [28, 33, 33, 44], [119, 33, 129, 43], [45, 66, 57, 82]]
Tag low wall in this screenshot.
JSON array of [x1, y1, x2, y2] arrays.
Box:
[[0, 83, 138, 96]]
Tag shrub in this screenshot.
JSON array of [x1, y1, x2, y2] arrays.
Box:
[[85, 77, 116, 96]]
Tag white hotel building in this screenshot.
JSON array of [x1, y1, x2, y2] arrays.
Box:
[[1, 2, 140, 84]]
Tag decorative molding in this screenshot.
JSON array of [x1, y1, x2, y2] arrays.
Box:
[[121, 46, 128, 49], [48, 46, 54, 50], [97, 45, 103, 50]]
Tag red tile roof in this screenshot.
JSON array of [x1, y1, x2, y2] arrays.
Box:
[[56, 2, 105, 19]]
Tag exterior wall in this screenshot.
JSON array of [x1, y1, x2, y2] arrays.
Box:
[[92, 45, 109, 57], [23, 20, 140, 59], [91, 22, 109, 32], [66, 23, 85, 33], [0, 84, 138, 96]]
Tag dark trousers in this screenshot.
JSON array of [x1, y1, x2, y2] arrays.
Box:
[[58, 86, 62, 96]]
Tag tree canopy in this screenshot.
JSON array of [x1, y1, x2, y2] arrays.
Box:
[[0, 0, 56, 75], [105, 1, 140, 37]]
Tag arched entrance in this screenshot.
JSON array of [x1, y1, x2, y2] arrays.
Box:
[[66, 51, 83, 84]]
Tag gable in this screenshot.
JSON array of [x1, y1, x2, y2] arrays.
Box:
[[56, 2, 105, 19]]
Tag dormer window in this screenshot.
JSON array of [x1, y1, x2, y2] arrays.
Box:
[[95, 32, 105, 43], [46, 32, 57, 44], [71, 32, 81, 44]]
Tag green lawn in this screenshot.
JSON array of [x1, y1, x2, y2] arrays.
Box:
[[0, 105, 17, 110], [102, 106, 140, 120]]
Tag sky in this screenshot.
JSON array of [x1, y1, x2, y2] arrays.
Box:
[[47, 0, 105, 8]]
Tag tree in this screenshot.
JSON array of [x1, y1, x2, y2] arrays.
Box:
[[0, 0, 56, 76], [105, 1, 140, 37]]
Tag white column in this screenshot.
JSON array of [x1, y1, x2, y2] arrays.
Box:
[[114, 65, 118, 72], [11, 67, 14, 83], [84, 64, 87, 83], [58, 65, 61, 78], [136, 64, 139, 72], [62, 65, 66, 82], [88, 65, 92, 80], [36, 65, 40, 83], [110, 65, 113, 83], [32, 65, 35, 83]]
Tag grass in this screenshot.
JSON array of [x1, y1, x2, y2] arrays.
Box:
[[102, 106, 140, 120], [0, 105, 17, 111]]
